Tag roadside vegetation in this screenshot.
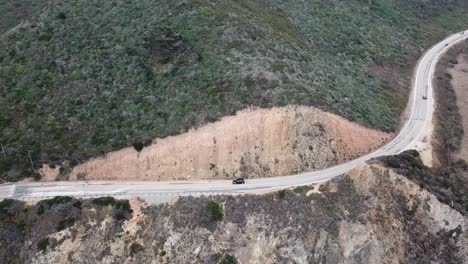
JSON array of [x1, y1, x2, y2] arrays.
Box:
[[0, 196, 133, 262], [1, 0, 468, 181], [92, 196, 133, 221], [378, 150, 468, 216], [425, 42, 468, 216], [0, 173, 465, 262], [433, 43, 466, 166]]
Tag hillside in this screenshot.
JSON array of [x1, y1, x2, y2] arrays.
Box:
[[1, 153, 467, 263], [0, 0, 42, 34], [1, 0, 468, 181]]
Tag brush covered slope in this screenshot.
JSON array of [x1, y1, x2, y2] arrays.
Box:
[[1, 0, 468, 181], [1, 152, 467, 263]]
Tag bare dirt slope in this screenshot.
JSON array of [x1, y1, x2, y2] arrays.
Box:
[[449, 50, 468, 161], [41, 106, 393, 181]]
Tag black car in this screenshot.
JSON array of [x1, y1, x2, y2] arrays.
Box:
[[232, 178, 245, 184]]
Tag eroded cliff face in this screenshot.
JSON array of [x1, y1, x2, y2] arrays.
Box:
[[3, 157, 467, 263], [41, 106, 393, 181]]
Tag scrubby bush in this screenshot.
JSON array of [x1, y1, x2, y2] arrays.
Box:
[[56, 216, 75, 231], [37, 237, 49, 252], [92, 197, 131, 211], [93, 197, 133, 220], [293, 185, 313, 194], [318, 184, 328, 193], [92, 197, 118, 207], [207, 201, 223, 221], [132, 142, 144, 152], [130, 242, 144, 256], [276, 190, 287, 200], [37, 196, 80, 215], [0, 199, 15, 213], [15, 216, 26, 232], [220, 255, 238, 264]]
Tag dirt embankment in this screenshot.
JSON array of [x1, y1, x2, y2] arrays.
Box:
[[430, 41, 468, 213], [433, 41, 467, 167], [41, 106, 393, 181], [449, 45, 468, 161]]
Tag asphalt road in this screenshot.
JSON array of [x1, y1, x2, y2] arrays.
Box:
[[1, 31, 468, 202]]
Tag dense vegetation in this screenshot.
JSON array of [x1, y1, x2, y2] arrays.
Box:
[[92, 196, 133, 220], [0, 0, 43, 34], [207, 200, 223, 221], [1, 0, 468, 181], [378, 150, 468, 215]]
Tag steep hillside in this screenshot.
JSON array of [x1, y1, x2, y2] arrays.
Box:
[[1, 153, 467, 263], [1, 0, 468, 181], [61, 106, 392, 182]]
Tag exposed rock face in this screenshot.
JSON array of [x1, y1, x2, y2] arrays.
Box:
[[49, 106, 393, 181], [4, 159, 467, 263]]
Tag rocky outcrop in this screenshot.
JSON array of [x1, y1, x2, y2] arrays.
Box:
[[44, 106, 393, 181]]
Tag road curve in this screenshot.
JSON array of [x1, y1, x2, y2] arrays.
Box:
[[1, 31, 468, 202]]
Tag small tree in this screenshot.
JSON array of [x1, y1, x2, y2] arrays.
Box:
[[133, 142, 144, 152]]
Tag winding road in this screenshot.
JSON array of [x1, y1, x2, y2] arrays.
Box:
[[1, 31, 468, 203]]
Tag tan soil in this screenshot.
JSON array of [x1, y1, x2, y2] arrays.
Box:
[[412, 119, 435, 167], [38, 164, 60, 181], [449, 52, 468, 161], [42, 106, 393, 181]]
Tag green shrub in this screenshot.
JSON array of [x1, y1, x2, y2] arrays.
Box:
[[92, 197, 117, 207], [37, 196, 77, 215], [318, 184, 328, 193], [92, 197, 131, 212], [37, 237, 49, 252], [207, 201, 223, 221], [132, 142, 144, 152], [130, 242, 144, 256], [220, 255, 238, 264], [276, 190, 287, 199], [293, 185, 313, 194], [93, 197, 133, 220], [15, 216, 26, 231], [0, 199, 15, 213], [57, 216, 75, 231], [72, 200, 82, 209]]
